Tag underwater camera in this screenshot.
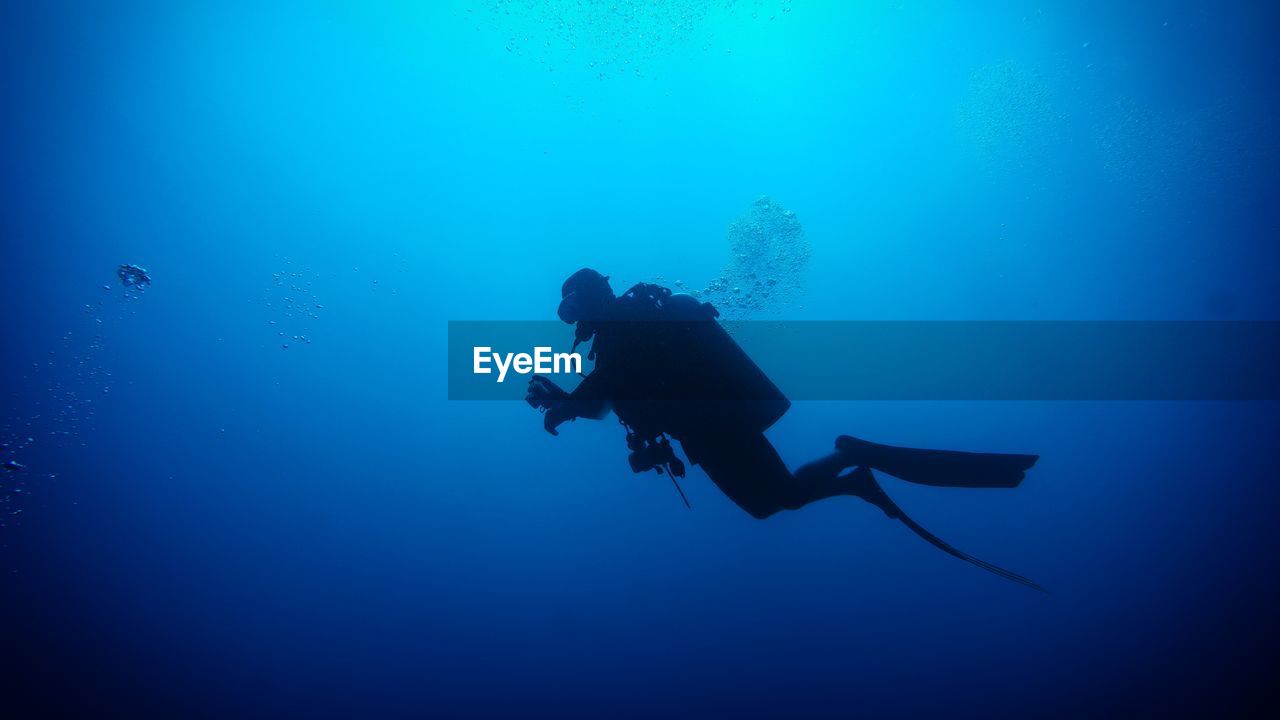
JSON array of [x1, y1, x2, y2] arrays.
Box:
[[524, 374, 568, 411], [627, 434, 691, 509]]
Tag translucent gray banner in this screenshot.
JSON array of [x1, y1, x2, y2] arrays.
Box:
[[447, 321, 1280, 400]]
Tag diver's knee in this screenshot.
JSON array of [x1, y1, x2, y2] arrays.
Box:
[[744, 502, 783, 520], [747, 496, 813, 518], [780, 497, 811, 513]]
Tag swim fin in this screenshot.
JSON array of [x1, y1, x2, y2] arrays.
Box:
[[844, 466, 1046, 592], [838, 435, 1037, 489]]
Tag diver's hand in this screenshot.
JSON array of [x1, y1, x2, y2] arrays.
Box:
[[526, 375, 569, 409], [543, 402, 572, 436]]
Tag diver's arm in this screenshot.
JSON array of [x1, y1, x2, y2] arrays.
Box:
[[542, 370, 613, 435], [565, 369, 612, 419]]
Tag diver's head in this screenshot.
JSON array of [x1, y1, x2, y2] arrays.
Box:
[[558, 268, 615, 324]]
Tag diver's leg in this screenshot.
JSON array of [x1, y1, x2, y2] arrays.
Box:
[[691, 433, 873, 518], [689, 433, 793, 519]]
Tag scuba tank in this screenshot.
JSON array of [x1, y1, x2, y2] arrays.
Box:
[[601, 283, 791, 447]]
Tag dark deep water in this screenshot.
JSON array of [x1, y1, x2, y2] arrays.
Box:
[[2, 2, 1279, 717]]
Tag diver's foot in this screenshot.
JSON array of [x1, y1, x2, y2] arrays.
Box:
[[795, 436, 875, 486], [836, 434, 873, 450], [842, 466, 899, 519], [835, 434, 877, 463]]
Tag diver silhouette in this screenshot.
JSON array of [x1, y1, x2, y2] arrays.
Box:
[[528, 268, 1043, 591]]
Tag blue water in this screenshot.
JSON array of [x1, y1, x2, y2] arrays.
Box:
[[3, 2, 1278, 717]]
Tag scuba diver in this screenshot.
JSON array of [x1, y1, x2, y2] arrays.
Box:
[[527, 268, 1045, 591]]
